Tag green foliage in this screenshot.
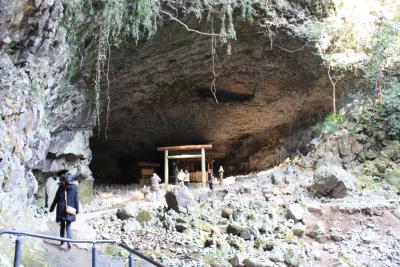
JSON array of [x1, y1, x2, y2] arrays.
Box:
[[356, 175, 380, 190], [350, 83, 400, 138], [316, 113, 345, 134], [306, 1, 400, 137], [377, 82, 400, 137], [386, 167, 400, 190]]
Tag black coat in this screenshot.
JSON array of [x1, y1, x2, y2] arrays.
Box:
[[50, 183, 79, 222]]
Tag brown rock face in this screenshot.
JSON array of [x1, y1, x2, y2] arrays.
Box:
[[90, 21, 338, 182]]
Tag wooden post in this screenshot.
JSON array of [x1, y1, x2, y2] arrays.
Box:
[[164, 150, 169, 188], [201, 148, 206, 188]]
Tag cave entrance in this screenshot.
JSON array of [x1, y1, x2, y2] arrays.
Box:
[[88, 17, 333, 186]]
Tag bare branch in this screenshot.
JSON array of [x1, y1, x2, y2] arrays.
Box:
[[159, 9, 219, 37], [210, 18, 219, 104]]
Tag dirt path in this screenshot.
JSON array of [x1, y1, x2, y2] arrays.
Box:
[[38, 197, 165, 267], [38, 221, 125, 267]]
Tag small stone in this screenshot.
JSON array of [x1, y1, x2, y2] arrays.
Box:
[[307, 221, 326, 241], [221, 207, 234, 219], [269, 248, 285, 263], [136, 210, 152, 223], [311, 250, 322, 261], [306, 203, 323, 215], [175, 223, 190, 232], [286, 203, 305, 221], [393, 209, 400, 220], [117, 204, 137, 220], [3, 36, 11, 44], [121, 219, 142, 232], [227, 222, 243, 235], [293, 223, 306, 237], [240, 228, 252, 240], [361, 229, 377, 244], [271, 171, 286, 185], [284, 248, 301, 267], [243, 258, 274, 267], [229, 253, 245, 267]]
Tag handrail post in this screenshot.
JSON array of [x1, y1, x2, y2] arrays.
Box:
[[129, 254, 134, 267], [92, 243, 97, 267], [14, 235, 22, 267]]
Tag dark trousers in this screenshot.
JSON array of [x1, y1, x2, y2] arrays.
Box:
[[60, 220, 72, 244], [184, 181, 189, 188], [208, 182, 214, 190]]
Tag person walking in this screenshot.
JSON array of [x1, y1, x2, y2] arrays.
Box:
[[151, 173, 162, 201], [50, 172, 79, 249], [208, 169, 215, 190], [218, 166, 224, 186], [184, 170, 190, 188]]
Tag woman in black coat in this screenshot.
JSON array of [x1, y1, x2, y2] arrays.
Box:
[[50, 172, 79, 249]]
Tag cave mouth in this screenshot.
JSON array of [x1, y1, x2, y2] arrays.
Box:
[[88, 20, 332, 185]]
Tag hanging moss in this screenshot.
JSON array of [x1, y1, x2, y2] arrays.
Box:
[[61, 0, 288, 130]]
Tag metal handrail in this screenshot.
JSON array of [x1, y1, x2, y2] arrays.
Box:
[[0, 229, 164, 267]]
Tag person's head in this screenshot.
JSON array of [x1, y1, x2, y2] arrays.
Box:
[[208, 169, 212, 173], [180, 169, 183, 172], [63, 172, 74, 185], [185, 170, 188, 173]]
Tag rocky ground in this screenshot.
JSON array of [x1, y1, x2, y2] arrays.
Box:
[[12, 107, 399, 267], [79, 126, 400, 267]]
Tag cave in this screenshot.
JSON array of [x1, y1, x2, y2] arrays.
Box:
[[89, 20, 337, 184]]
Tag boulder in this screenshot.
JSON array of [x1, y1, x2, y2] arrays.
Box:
[[165, 187, 196, 213], [313, 166, 354, 198], [286, 203, 304, 221], [48, 130, 91, 160], [117, 204, 137, 220]]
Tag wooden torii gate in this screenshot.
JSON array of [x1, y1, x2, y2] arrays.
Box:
[[157, 144, 213, 188]]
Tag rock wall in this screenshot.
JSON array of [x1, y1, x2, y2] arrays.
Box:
[[0, 0, 94, 211]]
